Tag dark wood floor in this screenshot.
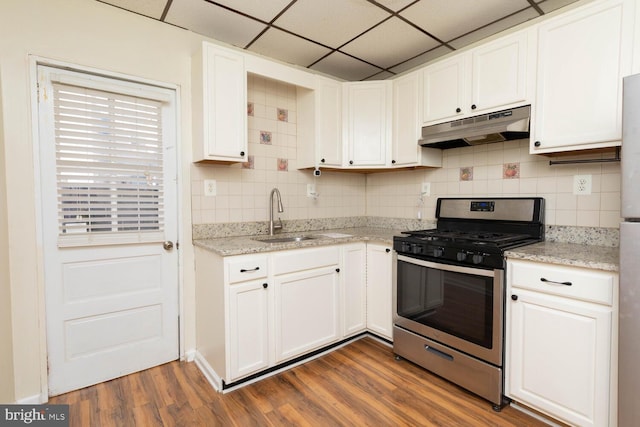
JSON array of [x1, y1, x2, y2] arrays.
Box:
[[49, 337, 549, 426]]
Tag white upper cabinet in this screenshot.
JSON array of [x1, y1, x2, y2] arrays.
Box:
[[192, 43, 248, 163], [343, 81, 393, 168], [392, 71, 442, 168], [422, 54, 468, 124], [422, 30, 532, 125], [299, 76, 343, 168], [531, 0, 634, 154]]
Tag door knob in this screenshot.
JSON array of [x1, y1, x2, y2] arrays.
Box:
[[163, 241, 174, 251]]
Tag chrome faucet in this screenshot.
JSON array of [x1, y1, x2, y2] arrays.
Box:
[[269, 187, 284, 235]]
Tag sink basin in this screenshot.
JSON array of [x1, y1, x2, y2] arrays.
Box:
[[253, 235, 317, 243]]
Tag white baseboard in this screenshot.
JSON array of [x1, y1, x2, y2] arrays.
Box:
[[16, 393, 47, 404], [193, 351, 222, 392], [183, 349, 196, 362]]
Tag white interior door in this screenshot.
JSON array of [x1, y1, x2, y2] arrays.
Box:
[[36, 65, 179, 396]]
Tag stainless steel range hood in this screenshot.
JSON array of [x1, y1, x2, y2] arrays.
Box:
[[419, 105, 531, 149]]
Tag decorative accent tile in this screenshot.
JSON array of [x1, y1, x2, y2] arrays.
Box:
[[247, 102, 254, 116], [503, 162, 520, 179], [242, 155, 255, 169], [277, 108, 288, 122], [277, 158, 288, 171], [460, 166, 473, 181], [260, 131, 272, 145]]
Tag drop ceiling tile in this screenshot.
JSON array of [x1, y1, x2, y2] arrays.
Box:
[[98, 0, 167, 19], [400, 0, 530, 43], [448, 8, 540, 50], [248, 28, 332, 68], [165, 0, 266, 47], [538, 0, 582, 13], [342, 17, 440, 69], [365, 71, 394, 81], [212, 0, 294, 22], [273, 0, 390, 49], [389, 45, 454, 74], [310, 52, 382, 81], [375, 0, 416, 12]]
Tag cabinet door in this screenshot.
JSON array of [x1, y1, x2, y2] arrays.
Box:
[[507, 288, 612, 427], [199, 44, 247, 162], [422, 55, 467, 124], [344, 82, 391, 167], [532, 0, 634, 153], [366, 244, 393, 340], [227, 280, 270, 381], [341, 243, 366, 337], [274, 266, 340, 362], [471, 30, 529, 113], [316, 77, 343, 167]]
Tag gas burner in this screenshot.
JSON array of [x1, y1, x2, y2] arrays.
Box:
[[395, 197, 544, 269]]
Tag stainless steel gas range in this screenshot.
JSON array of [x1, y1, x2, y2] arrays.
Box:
[[392, 197, 544, 410]]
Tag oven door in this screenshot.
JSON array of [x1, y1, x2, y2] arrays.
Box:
[[393, 254, 504, 366]]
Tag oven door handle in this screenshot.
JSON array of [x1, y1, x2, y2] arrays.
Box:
[[397, 254, 497, 278], [424, 345, 454, 362]]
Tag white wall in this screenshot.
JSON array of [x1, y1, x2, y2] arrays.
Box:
[[0, 0, 202, 401], [0, 69, 16, 404]]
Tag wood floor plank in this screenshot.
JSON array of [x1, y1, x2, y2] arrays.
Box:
[[49, 337, 551, 427]]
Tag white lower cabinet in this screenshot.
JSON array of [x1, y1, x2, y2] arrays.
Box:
[[506, 259, 618, 427], [196, 241, 396, 386], [273, 246, 341, 362], [227, 279, 270, 380], [366, 243, 394, 340], [341, 243, 367, 337]]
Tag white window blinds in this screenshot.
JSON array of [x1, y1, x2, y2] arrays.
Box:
[[53, 82, 166, 246]]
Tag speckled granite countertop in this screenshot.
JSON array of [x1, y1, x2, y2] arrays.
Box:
[[505, 242, 619, 272], [194, 227, 403, 257]]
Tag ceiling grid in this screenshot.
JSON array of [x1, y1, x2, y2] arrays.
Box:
[[98, 0, 580, 81]]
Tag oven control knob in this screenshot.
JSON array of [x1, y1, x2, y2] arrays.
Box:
[[412, 244, 423, 255], [401, 242, 412, 252], [456, 252, 467, 262], [472, 253, 484, 264], [433, 247, 444, 257]]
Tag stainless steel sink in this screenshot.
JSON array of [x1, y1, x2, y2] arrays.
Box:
[[253, 235, 316, 243]]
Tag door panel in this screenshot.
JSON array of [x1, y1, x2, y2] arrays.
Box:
[[37, 65, 179, 396]]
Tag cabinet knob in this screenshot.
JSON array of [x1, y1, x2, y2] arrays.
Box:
[[335, 268, 340, 273], [263, 283, 268, 289], [391, 160, 396, 164], [240, 151, 245, 156], [471, 104, 477, 110], [386, 248, 391, 253], [455, 107, 461, 113], [511, 294, 518, 301], [321, 158, 326, 163], [534, 141, 541, 147], [349, 160, 353, 165]]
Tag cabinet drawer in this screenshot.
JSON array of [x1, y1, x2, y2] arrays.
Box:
[[227, 256, 268, 284], [509, 260, 614, 305], [273, 246, 339, 275]]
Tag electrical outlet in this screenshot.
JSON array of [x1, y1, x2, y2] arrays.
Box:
[[421, 182, 431, 196], [307, 183, 317, 197], [204, 179, 216, 197], [573, 175, 592, 195]]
